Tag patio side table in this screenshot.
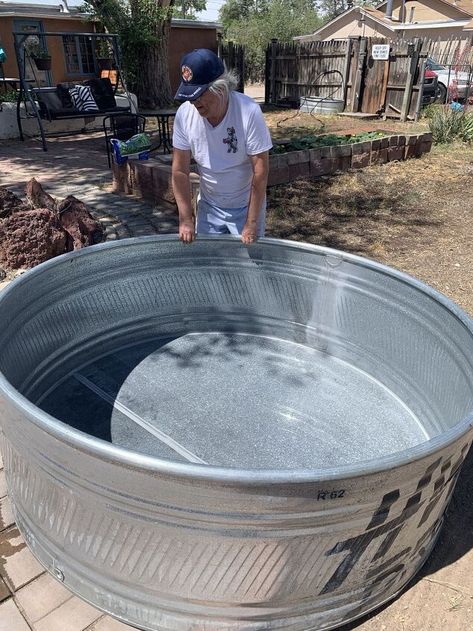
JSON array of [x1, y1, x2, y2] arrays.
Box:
[[139, 108, 177, 154]]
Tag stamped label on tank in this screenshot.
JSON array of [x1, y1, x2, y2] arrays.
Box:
[[316, 489, 346, 500]]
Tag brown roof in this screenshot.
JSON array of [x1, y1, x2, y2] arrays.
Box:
[[440, 0, 473, 15], [364, 7, 393, 20], [377, 0, 473, 17]]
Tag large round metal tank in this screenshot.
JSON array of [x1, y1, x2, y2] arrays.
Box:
[[0, 236, 472, 631]]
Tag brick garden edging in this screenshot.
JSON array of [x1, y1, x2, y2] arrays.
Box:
[[112, 132, 433, 207]]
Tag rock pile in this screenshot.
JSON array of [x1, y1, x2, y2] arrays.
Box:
[[0, 179, 104, 270]]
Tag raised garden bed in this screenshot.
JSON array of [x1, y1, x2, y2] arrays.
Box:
[[112, 132, 433, 208]]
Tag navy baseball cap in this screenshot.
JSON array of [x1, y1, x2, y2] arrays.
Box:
[[174, 49, 225, 102]]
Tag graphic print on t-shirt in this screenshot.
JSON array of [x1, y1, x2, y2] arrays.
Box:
[[223, 126, 238, 153]]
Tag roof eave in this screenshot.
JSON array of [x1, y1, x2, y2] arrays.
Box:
[[0, 10, 90, 19], [377, 0, 473, 19]]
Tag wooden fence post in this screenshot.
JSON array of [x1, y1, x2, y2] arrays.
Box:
[[400, 38, 422, 121], [351, 37, 368, 112], [342, 38, 353, 109], [414, 55, 427, 121], [268, 38, 278, 105]]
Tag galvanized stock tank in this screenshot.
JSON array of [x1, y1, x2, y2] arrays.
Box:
[[0, 236, 472, 631]]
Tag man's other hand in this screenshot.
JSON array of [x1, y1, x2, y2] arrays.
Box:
[[179, 219, 195, 243], [241, 222, 257, 245]]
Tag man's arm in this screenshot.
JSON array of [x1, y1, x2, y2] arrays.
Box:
[[171, 148, 195, 243], [242, 151, 269, 244]]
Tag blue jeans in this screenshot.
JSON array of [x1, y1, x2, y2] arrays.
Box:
[[196, 199, 266, 236]]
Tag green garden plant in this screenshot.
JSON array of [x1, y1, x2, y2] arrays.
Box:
[[0, 90, 18, 103], [270, 131, 386, 154]]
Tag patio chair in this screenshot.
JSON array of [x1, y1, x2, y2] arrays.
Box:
[[103, 113, 146, 168]]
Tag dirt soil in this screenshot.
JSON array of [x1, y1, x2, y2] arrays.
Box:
[[263, 111, 473, 631]]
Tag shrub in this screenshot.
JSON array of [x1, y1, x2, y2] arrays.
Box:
[[428, 105, 473, 144], [460, 112, 473, 142], [0, 90, 18, 104]]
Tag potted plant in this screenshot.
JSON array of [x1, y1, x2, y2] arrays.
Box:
[[96, 38, 114, 71], [25, 36, 52, 71]]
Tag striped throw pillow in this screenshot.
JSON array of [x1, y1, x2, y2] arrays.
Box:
[[69, 85, 97, 112]]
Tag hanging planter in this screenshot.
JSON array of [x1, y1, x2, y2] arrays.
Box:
[[97, 57, 113, 71], [25, 37, 52, 72], [33, 55, 52, 71], [96, 37, 114, 72]]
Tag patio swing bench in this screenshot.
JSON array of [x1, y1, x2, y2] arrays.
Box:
[[32, 79, 131, 122], [13, 31, 134, 151]]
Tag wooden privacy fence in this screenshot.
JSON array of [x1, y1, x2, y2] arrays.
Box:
[[218, 40, 245, 93], [265, 39, 350, 108], [265, 36, 471, 120]]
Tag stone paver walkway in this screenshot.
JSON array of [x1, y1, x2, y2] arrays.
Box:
[[0, 133, 179, 242], [0, 133, 174, 629]]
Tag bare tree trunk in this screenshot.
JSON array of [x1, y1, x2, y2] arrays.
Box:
[[90, 0, 175, 109], [134, 18, 174, 108]]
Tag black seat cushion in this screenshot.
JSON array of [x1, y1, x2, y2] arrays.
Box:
[[35, 90, 65, 118], [84, 78, 116, 110], [56, 83, 75, 109]]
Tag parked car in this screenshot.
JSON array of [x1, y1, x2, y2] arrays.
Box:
[[426, 58, 472, 103], [422, 68, 438, 105]]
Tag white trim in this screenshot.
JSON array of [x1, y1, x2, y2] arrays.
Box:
[[390, 19, 471, 29], [0, 10, 88, 18], [377, 0, 473, 19], [172, 18, 222, 29]]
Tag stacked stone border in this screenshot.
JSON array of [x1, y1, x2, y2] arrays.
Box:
[[112, 132, 433, 207]]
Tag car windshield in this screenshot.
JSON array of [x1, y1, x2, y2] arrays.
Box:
[[427, 59, 446, 71]]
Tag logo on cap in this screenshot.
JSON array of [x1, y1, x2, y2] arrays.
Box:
[[181, 65, 193, 83]]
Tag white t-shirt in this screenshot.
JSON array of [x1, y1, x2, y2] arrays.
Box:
[[172, 91, 273, 208]]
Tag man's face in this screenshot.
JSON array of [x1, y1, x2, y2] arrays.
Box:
[[192, 89, 221, 119]]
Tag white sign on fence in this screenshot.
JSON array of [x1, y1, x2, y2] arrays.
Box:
[[372, 44, 390, 61]]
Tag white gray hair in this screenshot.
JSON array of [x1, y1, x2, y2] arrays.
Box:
[[208, 67, 239, 101]]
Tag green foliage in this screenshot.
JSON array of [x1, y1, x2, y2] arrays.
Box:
[[270, 131, 385, 153], [421, 103, 438, 121], [427, 106, 473, 144], [95, 36, 113, 58], [461, 112, 473, 142], [316, 0, 376, 21], [173, 0, 206, 19], [0, 89, 18, 103], [220, 0, 323, 82]]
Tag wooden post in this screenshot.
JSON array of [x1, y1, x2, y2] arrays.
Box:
[[342, 38, 353, 109], [240, 44, 245, 94], [351, 37, 368, 112], [269, 38, 278, 105], [400, 38, 422, 122], [414, 56, 427, 121]]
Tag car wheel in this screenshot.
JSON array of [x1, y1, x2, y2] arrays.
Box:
[[435, 83, 447, 104]]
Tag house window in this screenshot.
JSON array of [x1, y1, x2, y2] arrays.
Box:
[[63, 35, 96, 75]]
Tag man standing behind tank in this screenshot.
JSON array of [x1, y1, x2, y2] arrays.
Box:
[[172, 49, 273, 245]]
